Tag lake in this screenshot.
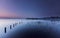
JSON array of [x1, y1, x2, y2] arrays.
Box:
[[0, 19, 60, 38]]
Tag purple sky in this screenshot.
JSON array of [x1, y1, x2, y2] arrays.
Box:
[[0, 0, 60, 18]]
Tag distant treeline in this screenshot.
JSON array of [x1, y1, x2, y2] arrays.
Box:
[[26, 16, 60, 20]]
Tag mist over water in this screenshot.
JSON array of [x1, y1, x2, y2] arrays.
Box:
[[0, 19, 60, 38]]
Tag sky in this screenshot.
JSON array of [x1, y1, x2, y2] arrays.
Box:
[[0, 0, 60, 18]]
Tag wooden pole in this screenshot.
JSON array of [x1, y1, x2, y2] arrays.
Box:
[[10, 25, 12, 29], [4, 27, 7, 33], [13, 24, 15, 27]]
